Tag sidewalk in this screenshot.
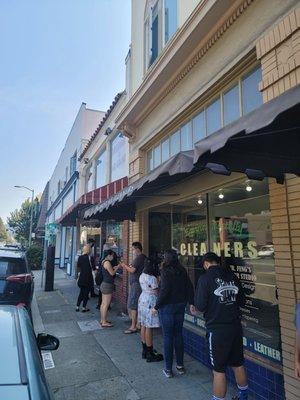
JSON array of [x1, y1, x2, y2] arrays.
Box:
[[33, 268, 238, 400]]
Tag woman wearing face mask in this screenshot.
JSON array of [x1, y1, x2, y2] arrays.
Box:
[[100, 250, 119, 327], [151, 249, 195, 378]]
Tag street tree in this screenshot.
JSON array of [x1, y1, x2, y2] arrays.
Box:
[[0, 217, 10, 242], [7, 198, 40, 246]]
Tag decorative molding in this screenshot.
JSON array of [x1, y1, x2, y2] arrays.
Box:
[[134, 0, 255, 126], [121, 123, 136, 142], [118, 0, 256, 131]]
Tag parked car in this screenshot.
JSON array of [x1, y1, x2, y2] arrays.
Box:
[[258, 244, 275, 258], [0, 305, 59, 400], [0, 247, 34, 313]]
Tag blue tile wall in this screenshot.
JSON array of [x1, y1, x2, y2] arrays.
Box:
[[183, 327, 285, 400]]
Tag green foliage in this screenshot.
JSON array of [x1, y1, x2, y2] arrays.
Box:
[[7, 198, 40, 246], [0, 217, 10, 242], [26, 243, 44, 270]]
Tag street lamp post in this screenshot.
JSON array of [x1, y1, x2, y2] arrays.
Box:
[[14, 185, 35, 247]]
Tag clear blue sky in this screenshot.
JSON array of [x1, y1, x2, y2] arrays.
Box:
[[0, 0, 131, 223]]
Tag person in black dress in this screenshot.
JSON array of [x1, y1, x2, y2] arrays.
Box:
[[76, 245, 94, 312]]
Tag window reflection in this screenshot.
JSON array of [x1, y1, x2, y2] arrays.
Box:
[[242, 67, 263, 114], [223, 84, 240, 125], [180, 122, 192, 151], [193, 111, 205, 144], [206, 99, 221, 135], [170, 130, 180, 156]]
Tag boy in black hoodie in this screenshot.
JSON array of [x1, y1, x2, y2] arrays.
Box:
[[194, 252, 248, 400]]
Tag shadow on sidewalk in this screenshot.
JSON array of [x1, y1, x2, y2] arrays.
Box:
[[32, 268, 238, 400]]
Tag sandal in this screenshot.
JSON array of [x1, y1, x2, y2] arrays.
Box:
[[101, 322, 114, 328], [124, 329, 138, 334]]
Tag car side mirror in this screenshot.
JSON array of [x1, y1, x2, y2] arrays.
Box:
[[36, 333, 60, 351]]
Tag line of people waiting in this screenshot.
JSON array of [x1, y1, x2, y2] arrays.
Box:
[[76, 241, 254, 400]]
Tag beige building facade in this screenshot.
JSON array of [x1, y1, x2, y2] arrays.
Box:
[[116, 1, 300, 399]]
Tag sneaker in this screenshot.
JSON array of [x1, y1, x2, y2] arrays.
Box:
[[75, 307, 80, 312], [163, 369, 173, 378], [176, 366, 186, 375]]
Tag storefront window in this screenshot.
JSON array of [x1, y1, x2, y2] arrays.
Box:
[[105, 221, 123, 258], [172, 197, 207, 298], [208, 181, 280, 363], [64, 227, 72, 259], [164, 179, 281, 364]]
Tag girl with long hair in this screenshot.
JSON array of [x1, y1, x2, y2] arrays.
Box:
[[151, 249, 195, 378]]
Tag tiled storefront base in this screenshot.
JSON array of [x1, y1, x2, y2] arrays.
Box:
[[183, 327, 285, 400]]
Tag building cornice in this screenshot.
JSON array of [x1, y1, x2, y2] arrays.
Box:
[[117, 0, 255, 131]]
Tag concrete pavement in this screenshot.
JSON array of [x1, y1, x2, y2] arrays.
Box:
[[32, 268, 238, 400]]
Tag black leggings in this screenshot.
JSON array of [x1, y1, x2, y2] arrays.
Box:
[[77, 286, 90, 308]]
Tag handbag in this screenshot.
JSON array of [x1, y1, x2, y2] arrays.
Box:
[[95, 268, 103, 286]]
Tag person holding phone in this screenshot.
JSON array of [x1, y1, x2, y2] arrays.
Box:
[[100, 250, 119, 327], [121, 242, 147, 334]]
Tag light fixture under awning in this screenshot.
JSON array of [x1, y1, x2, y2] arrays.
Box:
[[194, 84, 300, 184]]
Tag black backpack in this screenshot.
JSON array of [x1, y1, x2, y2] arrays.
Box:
[[95, 264, 103, 286]]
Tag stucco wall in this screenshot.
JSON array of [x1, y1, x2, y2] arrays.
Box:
[[78, 94, 129, 197], [130, 0, 203, 95], [48, 104, 104, 208]]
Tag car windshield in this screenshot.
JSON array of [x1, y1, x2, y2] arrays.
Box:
[[0, 258, 27, 276]]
